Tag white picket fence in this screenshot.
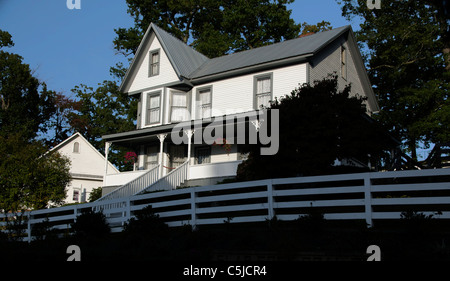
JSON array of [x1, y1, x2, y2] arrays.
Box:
[[1, 168, 450, 242]]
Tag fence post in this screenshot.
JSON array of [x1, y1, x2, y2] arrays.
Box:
[[27, 211, 31, 243], [364, 174, 373, 227], [267, 180, 275, 220], [125, 198, 131, 226], [190, 188, 197, 230]]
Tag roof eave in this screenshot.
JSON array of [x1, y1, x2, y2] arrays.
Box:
[[118, 23, 157, 94], [189, 54, 313, 85]]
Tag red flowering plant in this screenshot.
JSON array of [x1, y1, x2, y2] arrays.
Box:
[[212, 138, 232, 155], [124, 151, 138, 169]]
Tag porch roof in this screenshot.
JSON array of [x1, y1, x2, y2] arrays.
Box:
[[102, 110, 259, 145], [103, 123, 177, 145]]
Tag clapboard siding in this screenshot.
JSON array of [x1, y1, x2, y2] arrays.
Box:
[[128, 34, 180, 94], [310, 36, 367, 106], [191, 63, 308, 118]]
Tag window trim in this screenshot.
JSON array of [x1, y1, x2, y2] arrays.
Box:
[[73, 190, 80, 202], [194, 146, 212, 165], [253, 72, 273, 110], [341, 45, 347, 81], [169, 90, 190, 123], [145, 145, 159, 170], [196, 86, 213, 119], [149, 49, 160, 77], [146, 90, 162, 126], [73, 142, 80, 153]]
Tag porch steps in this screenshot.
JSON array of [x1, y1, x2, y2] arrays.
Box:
[[137, 160, 190, 194], [97, 165, 160, 202]]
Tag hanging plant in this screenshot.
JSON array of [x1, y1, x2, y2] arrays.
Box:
[[124, 151, 138, 165]]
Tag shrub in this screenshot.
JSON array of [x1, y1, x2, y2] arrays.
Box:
[[123, 205, 168, 236], [71, 209, 110, 239]]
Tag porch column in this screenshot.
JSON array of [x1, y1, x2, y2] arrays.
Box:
[[103, 141, 111, 186], [184, 129, 195, 162], [157, 134, 167, 177]]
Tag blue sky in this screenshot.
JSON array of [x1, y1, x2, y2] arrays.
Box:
[[0, 0, 358, 97]]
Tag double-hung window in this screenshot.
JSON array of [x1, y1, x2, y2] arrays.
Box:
[[145, 146, 158, 170], [149, 49, 160, 76], [254, 74, 273, 109], [146, 92, 161, 125], [196, 87, 212, 119], [170, 91, 190, 122]]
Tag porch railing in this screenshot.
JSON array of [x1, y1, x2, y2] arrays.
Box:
[[97, 164, 160, 202], [137, 160, 189, 194]]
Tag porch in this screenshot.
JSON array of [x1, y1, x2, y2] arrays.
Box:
[[100, 118, 253, 199]]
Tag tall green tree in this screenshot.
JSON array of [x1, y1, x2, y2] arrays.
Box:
[[113, 0, 329, 59], [0, 31, 71, 212], [68, 80, 138, 170], [0, 30, 56, 141], [236, 76, 395, 181], [337, 0, 450, 163], [0, 134, 71, 213]]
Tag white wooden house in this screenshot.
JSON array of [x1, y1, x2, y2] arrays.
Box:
[[50, 132, 118, 204], [99, 23, 379, 199]]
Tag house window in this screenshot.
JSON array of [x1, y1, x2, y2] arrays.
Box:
[[254, 73, 273, 109], [145, 146, 159, 170], [169, 145, 187, 168], [73, 190, 79, 202], [195, 146, 211, 164], [170, 91, 190, 122], [149, 49, 160, 76], [73, 142, 79, 153], [196, 87, 212, 119], [341, 46, 347, 80], [146, 91, 161, 125]]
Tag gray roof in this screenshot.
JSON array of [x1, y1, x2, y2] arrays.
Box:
[[151, 24, 209, 78], [189, 25, 351, 80], [119, 24, 352, 92]]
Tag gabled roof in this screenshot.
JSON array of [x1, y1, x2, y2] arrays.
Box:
[[119, 24, 352, 93], [119, 24, 379, 112], [119, 23, 209, 93], [151, 24, 209, 78], [49, 132, 119, 173]]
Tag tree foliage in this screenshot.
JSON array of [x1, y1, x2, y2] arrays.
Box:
[[114, 0, 331, 59], [237, 76, 395, 181], [68, 81, 138, 170], [0, 134, 71, 212], [337, 0, 450, 162], [0, 30, 56, 142], [0, 31, 72, 212]]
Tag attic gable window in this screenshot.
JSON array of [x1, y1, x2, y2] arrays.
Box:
[[149, 49, 160, 77], [73, 142, 80, 153]]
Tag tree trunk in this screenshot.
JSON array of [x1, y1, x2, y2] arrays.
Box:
[[408, 138, 418, 167]]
